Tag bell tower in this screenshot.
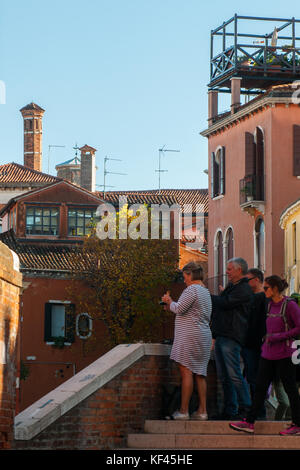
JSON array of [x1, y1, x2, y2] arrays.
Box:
[[20, 102, 45, 171]]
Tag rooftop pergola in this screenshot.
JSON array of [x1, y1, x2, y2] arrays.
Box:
[[209, 15, 300, 95]]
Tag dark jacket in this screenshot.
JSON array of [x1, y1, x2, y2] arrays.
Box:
[[211, 277, 254, 346], [244, 291, 268, 351]]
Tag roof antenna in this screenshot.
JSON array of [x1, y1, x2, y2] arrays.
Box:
[[47, 144, 65, 174], [73, 142, 80, 159], [156, 145, 180, 194], [97, 156, 127, 198]]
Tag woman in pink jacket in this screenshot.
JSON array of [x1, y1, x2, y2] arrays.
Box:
[[230, 275, 300, 436]]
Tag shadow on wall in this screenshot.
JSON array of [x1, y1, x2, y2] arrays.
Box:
[[0, 305, 19, 448]]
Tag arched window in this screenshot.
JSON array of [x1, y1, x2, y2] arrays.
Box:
[[255, 218, 265, 271], [244, 128, 264, 201], [214, 230, 224, 289], [211, 147, 225, 198], [225, 227, 234, 264]]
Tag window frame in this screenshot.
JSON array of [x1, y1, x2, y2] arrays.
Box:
[[67, 207, 97, 237], [44, 301, 75, 344], [26, 205, 60, 236], [211, 146, 225, 199]]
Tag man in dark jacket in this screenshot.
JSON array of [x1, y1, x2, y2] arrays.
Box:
[[211, 257, 253, 419], [241, 268, 268, 419]]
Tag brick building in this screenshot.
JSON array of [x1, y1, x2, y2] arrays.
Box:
[[0, 179, 107, 410]]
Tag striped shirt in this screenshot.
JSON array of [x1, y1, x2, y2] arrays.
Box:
[[170, 284, 212, 376]]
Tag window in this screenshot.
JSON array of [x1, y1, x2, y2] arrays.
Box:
[[292, 221, 297, 265], [44, 302, 75, 343], [293, 124, 300, 176], [26, 206, 59, 235], [214, 230, 224, 292], [76, 313, 93, 339], [255, 218, 265, 271], [225, 227, 234, 264], [211, 147, 225, 198], [244, 128, 264, 201], [68, 208, 96, 236]]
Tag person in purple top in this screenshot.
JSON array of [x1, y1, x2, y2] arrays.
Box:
[[230, 275, 300, 436]]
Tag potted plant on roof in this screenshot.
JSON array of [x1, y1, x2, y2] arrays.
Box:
[[282, 44, 293, 53]]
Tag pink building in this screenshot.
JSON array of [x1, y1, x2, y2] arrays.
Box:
[[201, 15, 300, 291]]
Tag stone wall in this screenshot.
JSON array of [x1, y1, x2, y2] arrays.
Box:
[[13, 347, 219, 450], [0, 242, 22, 449]]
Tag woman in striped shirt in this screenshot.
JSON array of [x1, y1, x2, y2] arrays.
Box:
[[162, 262, 212, 420]]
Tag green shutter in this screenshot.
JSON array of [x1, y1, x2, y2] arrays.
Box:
[[65, 304, 76, 343]]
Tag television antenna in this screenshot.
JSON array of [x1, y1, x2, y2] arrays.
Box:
[[47, 144, 65, 174], [156, 145, 180, 193], [97, 156, 127, 198]]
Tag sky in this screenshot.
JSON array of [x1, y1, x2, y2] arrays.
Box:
[[0, 0, 300, 191]]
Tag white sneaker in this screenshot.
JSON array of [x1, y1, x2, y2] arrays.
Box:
[[191, 412, 208, 420], [172, 410, 190, 420]]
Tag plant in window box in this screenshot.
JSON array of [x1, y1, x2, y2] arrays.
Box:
[[52, 336, 66, 349]]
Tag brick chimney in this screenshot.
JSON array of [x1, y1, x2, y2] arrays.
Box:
[[80, 145, 97, 192], [20, 103, 45, 171]]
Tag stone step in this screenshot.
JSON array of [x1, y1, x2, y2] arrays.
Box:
[[144, 420, 289, 435], [127, 432, 300, 450]]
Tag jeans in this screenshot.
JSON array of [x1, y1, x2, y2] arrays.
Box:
[[273, 380, 291, 420], [247, 357, 300, 425], [241, 347, 266, 418], [214, 336, 252, 416]]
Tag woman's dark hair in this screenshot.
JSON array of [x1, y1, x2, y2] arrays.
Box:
[[264, 275, 289, 293], [182, 262, 203, 281], [247, 268, 264, 284]]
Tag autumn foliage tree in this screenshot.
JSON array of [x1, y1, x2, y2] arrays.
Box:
[[69, 202, 180, 347]]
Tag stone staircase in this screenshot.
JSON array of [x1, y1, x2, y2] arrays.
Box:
[[127, 420, 300, 450]]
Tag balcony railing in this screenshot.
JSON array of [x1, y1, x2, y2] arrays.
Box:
[[209, 15, 300, 90], [239, 174, 265, 206]]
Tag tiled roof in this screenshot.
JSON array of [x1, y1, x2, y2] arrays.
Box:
[[99, 189, 208, 213], [99, 191, 178, 208], [0, 230, 90, 274], [20, 102, 45, 113], [0, 163, 60, 185]]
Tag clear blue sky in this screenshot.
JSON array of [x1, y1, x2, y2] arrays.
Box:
[[0, 0, 299, 191]]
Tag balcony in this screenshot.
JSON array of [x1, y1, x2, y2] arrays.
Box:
[[239, 174, 265, 215], [209, 15, 300, 92]]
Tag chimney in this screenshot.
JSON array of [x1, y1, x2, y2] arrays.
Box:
[[208, 90, 218, 126], [230, 77, 242, 114], [20, 102, 45, 171], [80, 145, 97, 192]]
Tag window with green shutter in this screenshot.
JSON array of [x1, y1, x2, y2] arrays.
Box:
[[44, 302, 75, 344]]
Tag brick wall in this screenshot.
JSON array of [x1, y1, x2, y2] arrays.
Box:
[[13, 354, 219, 450], [0, 242, 22, 449]]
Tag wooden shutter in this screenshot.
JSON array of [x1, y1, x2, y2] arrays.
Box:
[[245, 132, 256, 176], [210, 152, 215, 198], [220, 146, 226, 195], [256, 128, 264, 200], [65, 303, 76, 343], [256, 128, 264, 176], [293, 125, 300, 176], [44, 303, 52, 342]]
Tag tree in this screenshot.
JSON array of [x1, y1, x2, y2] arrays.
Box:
[[69, 203, 179, 348]]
